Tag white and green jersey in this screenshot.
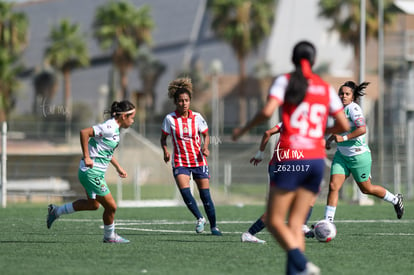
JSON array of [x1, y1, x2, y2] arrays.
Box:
[[79, 118, 120, 172], [337, 102, 370, 157]]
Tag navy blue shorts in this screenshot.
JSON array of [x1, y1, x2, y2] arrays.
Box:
[[268, 159, 324, 193], [173, 166, 210, 179]]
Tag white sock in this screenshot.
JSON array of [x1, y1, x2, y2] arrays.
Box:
[[324, 205, 336, 222], [56, 203, 75, 217], [383, 190, 398, 205], [104, 223, 115, 239]]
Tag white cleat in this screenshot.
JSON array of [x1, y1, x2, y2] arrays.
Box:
[[241, 232, 266, 244], [298, 262, 320, 275]]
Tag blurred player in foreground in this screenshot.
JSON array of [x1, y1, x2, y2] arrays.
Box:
[[324, 81, 404, 222], [233, 41, 349, 274], [47, 100, 136, 243], [241, 123, 316, 244], [160, 77, 222, 236]]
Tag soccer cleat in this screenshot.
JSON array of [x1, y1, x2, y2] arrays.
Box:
[[298, 262, 321, 275], [303, 224, 315, 238], [47, 204, 59, 229], [211, 227, 223, 236], [241, 232, 266, 244], [195, 217, 206, 233], [394, 194, 404, 219], [103, 233, 130, 243]]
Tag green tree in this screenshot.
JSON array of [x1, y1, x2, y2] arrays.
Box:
[[318, 0, 398, 81], [93, 0, 154, 100], [208, 0, 275, 125], [44, 19, 89, 138], [0, 1, 28, 121]]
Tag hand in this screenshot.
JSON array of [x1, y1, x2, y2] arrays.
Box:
[[163, 151, 170, 163], [117, 167, 127, 178], [232, 128, 242, 141], [202, 147, 209, 157], [250, 151, 264, 166], [84, 157, 93, 168]]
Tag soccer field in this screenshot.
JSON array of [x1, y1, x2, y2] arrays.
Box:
[[0, 203, 413, 275]]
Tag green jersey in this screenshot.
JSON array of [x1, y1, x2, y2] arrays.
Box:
[[336, 102, 370, 157], [79, 118, 120, 173]]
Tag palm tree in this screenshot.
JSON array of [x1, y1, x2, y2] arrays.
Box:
[[318, 0, 398, 81], [208, 0, 275, 125], [44, 19, 89, 139], [32, 66, 58, 117], [93, 1, 154, 100], [0, 1, 28, 121]]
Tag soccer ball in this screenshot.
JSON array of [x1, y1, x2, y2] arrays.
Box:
[[314, 220, 336, 242]]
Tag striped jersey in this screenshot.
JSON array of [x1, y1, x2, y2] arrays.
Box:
[[336, 101, 370, 156], [269, 73, 343, 160], [79, 118, 120, 172], [162, 110, 208, 168]]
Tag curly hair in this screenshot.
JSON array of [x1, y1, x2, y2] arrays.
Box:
[[340, 81, 370, 103], [168, 77, 193, 102]]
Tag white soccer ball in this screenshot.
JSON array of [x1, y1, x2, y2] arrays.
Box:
[[314, 220, 337, 242]]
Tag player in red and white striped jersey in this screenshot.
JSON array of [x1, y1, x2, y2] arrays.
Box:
[[161, 77, 222, 236]]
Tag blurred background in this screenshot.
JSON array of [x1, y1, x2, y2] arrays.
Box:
[[1, 0, 414, 207]]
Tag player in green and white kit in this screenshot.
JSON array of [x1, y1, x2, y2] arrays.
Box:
[[324, 81, 404, 222], [47, 100, 136, 243]]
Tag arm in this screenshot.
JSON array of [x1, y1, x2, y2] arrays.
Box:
[[250, 125, 281, 166], [201, 130, 210, 158], [232, 97, 280, 141], [110, 157, 127, 178], [80, 127, 94, 168], [331, 125, 366, 143], [160, 132, 170, 163], [326, 110, 349, 135]]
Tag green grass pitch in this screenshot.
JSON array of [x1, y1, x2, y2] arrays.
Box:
[[0, 202, 413, 275]]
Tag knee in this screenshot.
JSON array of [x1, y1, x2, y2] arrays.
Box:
[[90, 201, 100, 211], [329, 181, 341, 192]]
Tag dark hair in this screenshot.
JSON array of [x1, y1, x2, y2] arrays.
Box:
[[106, 100, 135, 118], [285, 41, 316, 105], [168, 77, 193, 102], [340, 81, 369, 103]]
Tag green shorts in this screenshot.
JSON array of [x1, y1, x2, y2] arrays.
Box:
[[331, 151, 372, 183], [78, 168, 110, 199]]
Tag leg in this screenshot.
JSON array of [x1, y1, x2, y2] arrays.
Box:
[[241, 213, 267, 244], [47, 191, 100, 229], [175, 174, 203, 220], [324, 174, 346, 222], [357, 179, 404, 219], [195, 178, 221, 235], [96, 193, 129, 243], [266, 187, 309, 274]]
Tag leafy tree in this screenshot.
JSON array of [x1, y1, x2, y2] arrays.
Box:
[[0, 1, 28, 121], [93, 0, 154, 100], [44, 19, 89, 138], [208, 0, 275, 125], [318, 0, 398, 81]]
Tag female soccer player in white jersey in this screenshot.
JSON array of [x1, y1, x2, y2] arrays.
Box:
[[160, 77, 222, 236], [233, 41, 350, 275], [46, 100, 136, 243], [324, 81, 404, 222]]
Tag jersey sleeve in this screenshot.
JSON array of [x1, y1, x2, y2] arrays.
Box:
[[161, 115, 171, 135], [268, 75, 288, 104], [196, 114, 208, 133], [328, 86, 344, 115], [348, 103, 366, 127], [92, 119, 116, 138]]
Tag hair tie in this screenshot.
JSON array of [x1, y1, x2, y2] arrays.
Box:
[[300, 59, 312, 78]]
